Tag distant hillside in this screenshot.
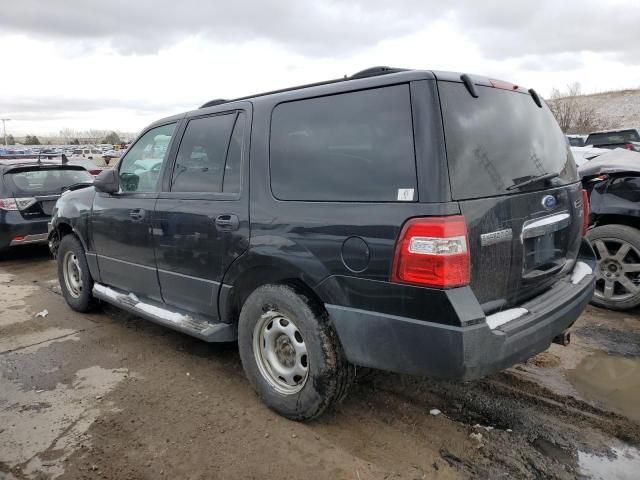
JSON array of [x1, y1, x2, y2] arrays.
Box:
[[550, 89, 640, 134]]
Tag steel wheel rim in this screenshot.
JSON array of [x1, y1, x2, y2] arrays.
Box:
[[63, 251, 83, 298], [253, 311, 309, 395], [591, 237, 640, 302]]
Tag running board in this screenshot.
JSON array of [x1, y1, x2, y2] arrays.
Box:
[[92, 283, 237, 342]]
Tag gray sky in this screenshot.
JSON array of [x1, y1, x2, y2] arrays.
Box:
[[2, 0, 640, 136]]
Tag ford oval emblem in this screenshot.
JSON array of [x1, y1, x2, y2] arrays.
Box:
[[542, 195, 557, 210]]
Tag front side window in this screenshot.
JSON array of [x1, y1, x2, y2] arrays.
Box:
[[270, 85, 417, 202], [171, 112, 244, 194], [118, 123, 176, 193]]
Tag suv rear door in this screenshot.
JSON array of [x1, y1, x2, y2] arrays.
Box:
[[437, 79, 583, 312], [152, 107, 250, 318]]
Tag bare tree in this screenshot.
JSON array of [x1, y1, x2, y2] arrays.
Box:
[[548, 82, 598, 134]]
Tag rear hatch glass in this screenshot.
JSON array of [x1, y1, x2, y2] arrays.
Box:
[[438, 81, 583, 312], [439, 81, 577, 200], [4, 166, 93, 217]]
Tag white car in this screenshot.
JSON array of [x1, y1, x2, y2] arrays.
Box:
[[70, 148, 103, 160]]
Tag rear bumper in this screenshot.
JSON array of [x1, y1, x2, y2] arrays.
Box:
[[328, 244, 596, 381], [0, 211, 50, 249]]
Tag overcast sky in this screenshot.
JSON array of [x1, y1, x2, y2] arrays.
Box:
[[2, 0, 640, 137]]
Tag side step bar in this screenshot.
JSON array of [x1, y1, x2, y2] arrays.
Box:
[[92, 283, 237, 342]]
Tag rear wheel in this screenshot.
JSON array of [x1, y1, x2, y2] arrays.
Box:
[[238, 284, 354, 420], [57, 235, 97, 312], [587, 224, 640, 310]]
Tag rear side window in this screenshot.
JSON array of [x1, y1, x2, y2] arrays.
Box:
[[171, 112, 244, 194], [270, 85, 417, 202], [440, 82, 577, 200]]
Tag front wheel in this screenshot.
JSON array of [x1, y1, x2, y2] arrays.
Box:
[[238, 284, 354, 420], [587, 224, 640, 311], [57, 235, 98, 312]]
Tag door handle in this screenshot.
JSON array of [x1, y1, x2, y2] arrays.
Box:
[[214, 214, 240, 231], [129, 208, 145, 221]]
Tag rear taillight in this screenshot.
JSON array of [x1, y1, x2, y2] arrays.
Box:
[[625, 143, 633, 150], [0, 197, 36, 211], [89, 169, 102, 176], [391, 216, 470, 288], [581, 189, 590, 235]]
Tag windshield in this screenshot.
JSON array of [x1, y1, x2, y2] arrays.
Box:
[[439, 82, 578, 200], [586, 130, 640, 145], [5, 167, 93, 195]]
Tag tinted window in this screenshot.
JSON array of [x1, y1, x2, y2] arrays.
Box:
[[440, 82, 578, 200], [6, 167, 93, 195], [119, 123, 175, 193], [171, 112, 242, 193], [270, 85, 417, 202]]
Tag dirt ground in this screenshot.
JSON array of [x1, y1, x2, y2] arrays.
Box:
[[0, 246, 639, 480]]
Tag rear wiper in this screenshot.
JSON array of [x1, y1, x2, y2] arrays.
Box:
[[506, 172, 559, 191], [61, 182, 93, 193]]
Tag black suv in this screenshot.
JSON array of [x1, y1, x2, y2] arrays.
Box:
[[50, 67, 596, 420]]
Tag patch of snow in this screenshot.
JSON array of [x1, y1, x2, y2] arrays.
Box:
[[429, 409, 441, 416], [486, 308, 529, 330], [469, 432, 483, 442], [134, 302, 185, 325], [571, 261, 593, 285], [35, 309, 49, 318]]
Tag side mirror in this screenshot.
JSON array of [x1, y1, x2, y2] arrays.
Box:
[[94, 169, 120, 194]]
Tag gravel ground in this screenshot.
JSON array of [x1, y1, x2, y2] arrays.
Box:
[[0, 245, 639, 480]]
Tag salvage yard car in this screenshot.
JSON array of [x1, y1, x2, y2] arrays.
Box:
[[580, 149, 640, 310], [0, 160, 93, 254], [585, 128, 640, 152], [48, 67, 596, 420]]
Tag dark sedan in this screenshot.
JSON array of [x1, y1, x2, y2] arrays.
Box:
[[0, 161, 93, 254]]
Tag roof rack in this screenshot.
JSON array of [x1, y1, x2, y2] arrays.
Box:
[[200, 99, 228, 108], [350, 66, 405, 79], [199, 66, 405, 109]]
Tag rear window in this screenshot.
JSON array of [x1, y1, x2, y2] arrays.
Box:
[[5, 167, 93, 195], [270, 85, 417, 202], [440, 82, 578, 200], [586, 130, 640, 145]]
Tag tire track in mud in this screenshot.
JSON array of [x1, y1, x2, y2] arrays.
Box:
[[352, 367, 640, 479]]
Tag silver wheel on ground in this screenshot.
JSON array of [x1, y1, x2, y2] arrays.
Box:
[[63, 251, 83, 298], [587, 224, 640, 311], [592, 238, 640, 302], [253, 311, 309, 395]]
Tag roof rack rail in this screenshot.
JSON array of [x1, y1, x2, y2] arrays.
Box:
[[198, 66, 406, 109], [200, 99, 228, 109], [350, 66, 404, 79]]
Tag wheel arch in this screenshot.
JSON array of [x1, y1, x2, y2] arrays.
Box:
[[219, 259, 329, 324]]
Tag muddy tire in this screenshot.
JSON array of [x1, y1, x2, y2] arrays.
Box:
[[238, 284, 354, 420], [587, 224, 640, 311], [57, 235, 97, 312]]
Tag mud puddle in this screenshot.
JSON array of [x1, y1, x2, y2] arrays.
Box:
[[567, 352, 640, 422]]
